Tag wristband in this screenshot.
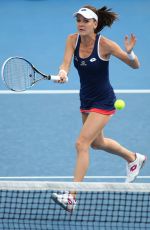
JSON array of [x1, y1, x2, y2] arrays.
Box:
[[127, 50, 135, 61], [59, 69, 67, 76]]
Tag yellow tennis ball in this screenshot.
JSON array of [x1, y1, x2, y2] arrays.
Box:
[[114, 99, 126, 110]]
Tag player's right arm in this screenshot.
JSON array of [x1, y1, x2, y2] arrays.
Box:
[[58, 34, 77, 82]]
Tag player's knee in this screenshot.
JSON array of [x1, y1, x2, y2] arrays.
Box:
[[75, 137, 89, 152]]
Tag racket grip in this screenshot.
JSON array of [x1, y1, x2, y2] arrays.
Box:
[[50, 75, 68, 82]]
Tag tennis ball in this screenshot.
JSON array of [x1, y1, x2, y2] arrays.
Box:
[[114, 99, 126, 110]]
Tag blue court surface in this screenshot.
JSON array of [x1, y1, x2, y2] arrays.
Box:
[[0, 0, 150, 178], [0, 1, 150, 230]]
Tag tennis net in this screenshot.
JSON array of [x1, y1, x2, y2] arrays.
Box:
[[0, 181, 150, 230]]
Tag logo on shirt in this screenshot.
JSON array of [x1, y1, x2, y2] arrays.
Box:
[[90, 58, 97, 62], [80, 61, 87, 66]]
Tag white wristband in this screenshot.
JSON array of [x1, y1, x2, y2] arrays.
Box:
[[127, 50, 135, 61], [59, 69, 67, 76]]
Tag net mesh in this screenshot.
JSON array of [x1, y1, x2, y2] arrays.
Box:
[[0, 181, 150, 230]]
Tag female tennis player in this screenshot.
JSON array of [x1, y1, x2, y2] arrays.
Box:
[[51, 5, 146, 212]]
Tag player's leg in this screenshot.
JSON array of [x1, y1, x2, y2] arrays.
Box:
[[73, 112, 112, 182], [91, 131, 136, 162], [91, 129, 146, 183], [51, 112, 109, 211]]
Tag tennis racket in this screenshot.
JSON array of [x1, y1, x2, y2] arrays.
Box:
[[1, 56, 68, 92]]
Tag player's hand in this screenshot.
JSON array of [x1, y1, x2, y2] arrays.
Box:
[[124, 34, 137, 53], [55, 70, 68, 83]]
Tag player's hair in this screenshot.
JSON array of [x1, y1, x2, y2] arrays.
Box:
[[84, 5, 118, 33]]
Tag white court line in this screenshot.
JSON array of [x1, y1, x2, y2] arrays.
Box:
[[0, 90, 78, 94], [0, 89, 150, 94], [0, 176, 149, 179]]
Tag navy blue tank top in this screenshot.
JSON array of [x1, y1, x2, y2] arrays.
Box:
[[74, 34, 116, 111]]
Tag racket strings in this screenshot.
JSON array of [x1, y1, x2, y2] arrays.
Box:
[[3, 58, 35, 91]]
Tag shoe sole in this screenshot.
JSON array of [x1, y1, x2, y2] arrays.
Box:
[[141, 155, 147, 169], [132, 155, 147, 182]]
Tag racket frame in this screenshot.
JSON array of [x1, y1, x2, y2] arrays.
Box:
[[1, 56, 64, 91]]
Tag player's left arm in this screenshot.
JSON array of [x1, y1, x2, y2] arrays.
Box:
[[107, 34, 140, 69]]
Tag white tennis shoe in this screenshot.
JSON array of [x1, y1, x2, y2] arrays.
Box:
[[125, 153, 147, 183], [51, 192, 76, 212]]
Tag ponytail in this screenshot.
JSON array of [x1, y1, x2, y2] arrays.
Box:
[[84, 5, 118, 33]]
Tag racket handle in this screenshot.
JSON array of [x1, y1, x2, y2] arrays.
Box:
[[50, 75, 68, 82]]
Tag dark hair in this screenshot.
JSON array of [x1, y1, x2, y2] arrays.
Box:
[[84, 5, 118, 33]]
